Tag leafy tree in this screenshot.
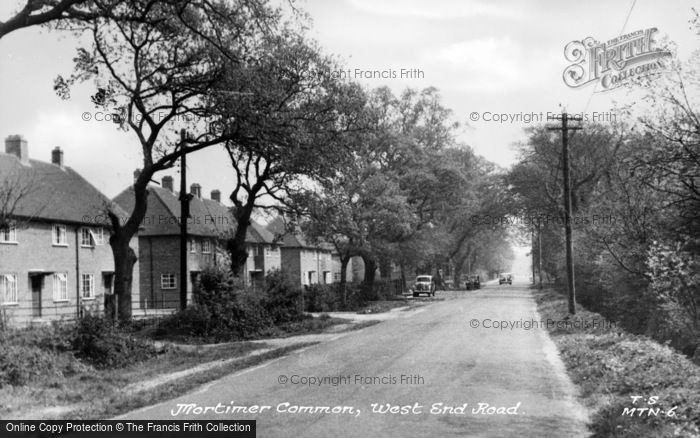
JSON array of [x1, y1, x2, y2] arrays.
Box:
[[55, 0, 291, 320], [209, 29, 367, 276]]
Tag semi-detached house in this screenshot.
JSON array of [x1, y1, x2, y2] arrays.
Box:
[[114, 176, 281, 309], [0, 135, 129, 325]]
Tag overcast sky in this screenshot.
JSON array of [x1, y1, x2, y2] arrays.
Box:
[[0, 0, 698, 201]]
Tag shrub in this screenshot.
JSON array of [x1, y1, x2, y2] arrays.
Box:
[[261, 269, 303, 324], [305, 284, 339, 312], [0, 345, 62, 387], [156, 266, 274, 342], [72, 314, 158, 369]]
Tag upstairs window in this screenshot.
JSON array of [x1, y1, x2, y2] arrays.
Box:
[[202, 239, 211, 254], [92, 228, 105, 245], [0, 225, 16, 243], [81, 228, 94, 247], [52, 225, 67, 246]]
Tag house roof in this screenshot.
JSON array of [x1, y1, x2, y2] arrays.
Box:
[[113, 184, 274, 244], [0, 152, 127, 227], [266, 216, 334, 251]]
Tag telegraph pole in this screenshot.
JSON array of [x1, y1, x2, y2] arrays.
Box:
[[179, 129, 191, 311], [531, 228, 536, 285], [548, 113, 581, 314], [538, 222, 543, 290]]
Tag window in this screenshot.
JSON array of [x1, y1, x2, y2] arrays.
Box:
[[161, 274, 176, 290], [1, 274, 18, 304], [265, 246, 279, 256], [52, 225, 67, 246], [53, 273, 68, 301], [92, 228, 105, 245], [0, 225, 17, 243], [81, 228, 94, 247], [202, 239, 211, 254], [189, 238, 197, 253], [81, 274, 95, 299], [81, 228, 105, 247]]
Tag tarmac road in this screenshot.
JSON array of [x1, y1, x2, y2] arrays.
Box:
[[120, 282, 590, 437]]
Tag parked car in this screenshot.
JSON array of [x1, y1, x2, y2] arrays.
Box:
[[413, 275, 435, 297], [499, 273, 513, 285], [465, 275, 481, 290]]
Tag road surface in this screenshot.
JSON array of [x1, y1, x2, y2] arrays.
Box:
[[120, 283, 590, 437]]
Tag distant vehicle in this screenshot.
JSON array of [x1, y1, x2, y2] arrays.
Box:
[[499, 273, 513, 285], [465, 275, 481, 290], [413, 275, 435, 297]]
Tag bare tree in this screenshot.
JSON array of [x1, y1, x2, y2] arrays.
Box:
[[0, 170, 42, 230]]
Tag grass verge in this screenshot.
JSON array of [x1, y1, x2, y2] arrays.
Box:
[[2, 341, 314, 420], [534, 287, 700, 437]]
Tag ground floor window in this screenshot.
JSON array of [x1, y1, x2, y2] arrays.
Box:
[[1, 274, 18, 304], [53, 273, 68, 301], [81, 274, 95, 299], [161, 273, 176, 290]]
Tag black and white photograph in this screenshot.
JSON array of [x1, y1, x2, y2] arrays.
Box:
[[0, 1, 699, 437]]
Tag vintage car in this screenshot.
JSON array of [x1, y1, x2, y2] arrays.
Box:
[[465, 275, 481, 290], [499, 273, 513, 285], [412, 275, 435, 297]]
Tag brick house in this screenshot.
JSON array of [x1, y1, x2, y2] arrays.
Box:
[[266, 217, 346, 287], [0, 135, 129, 325], [114, 177, 280, 309]]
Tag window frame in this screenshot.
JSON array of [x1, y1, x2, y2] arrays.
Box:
[[161, 274, 176, 290], [53, 273, 68, 301], [81, 274, 95, 299], [1, 274, 19, 305], [80, 228, 94, 247], [91, 228, 105, 245], [52, 224, 68, 246], [0, 225, 17, 244], [202, 239, 211, 254]]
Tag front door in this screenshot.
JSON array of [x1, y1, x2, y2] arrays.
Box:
[[31, 275, 42, 317]]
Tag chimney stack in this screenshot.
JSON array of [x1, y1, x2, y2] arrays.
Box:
[[162, 176, 174, 192], [190, 183, 201, 199], [4, 135, 28, 164], [51, 147, 64, 168], [210, 190, 221, 203], [133, 169, 141, 183]]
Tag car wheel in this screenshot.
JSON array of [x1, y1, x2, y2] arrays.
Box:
[[413, 292, 418, 297]]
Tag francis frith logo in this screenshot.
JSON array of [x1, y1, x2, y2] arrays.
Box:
[[563, 28, 671, 90]]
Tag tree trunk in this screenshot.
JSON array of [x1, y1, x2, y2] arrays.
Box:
[[107, 174, 151, 322], [362, 254, 377, 294], [227, 199, 255, 277], [339, 254, 350, 308], [227, 226, 250, 277], [110, 238, 137, 322], [453, 260, 464, 289]]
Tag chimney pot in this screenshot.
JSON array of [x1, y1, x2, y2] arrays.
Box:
[[211, 190, 221, 203], [161, 176, 174, 192], [190, 183, 202, 199], [4, 135, 28, 164], [51, 147, 64, 167]]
